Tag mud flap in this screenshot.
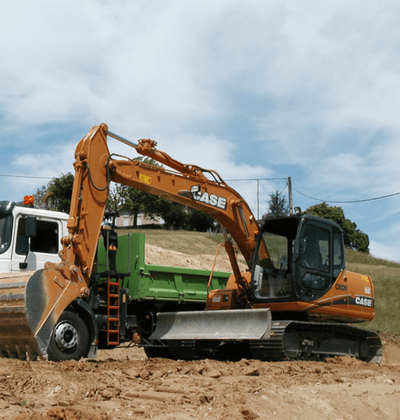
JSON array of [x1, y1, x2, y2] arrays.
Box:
[[0, 269, 85, 359], [149, 308, 272, 341]]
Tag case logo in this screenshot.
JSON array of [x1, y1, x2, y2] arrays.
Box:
[[193, 191, 227, 210], [355, 296, 372, 307]]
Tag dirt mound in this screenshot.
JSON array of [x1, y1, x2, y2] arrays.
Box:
[[2, 248, 399, 419], [145, 243, 247, 272]]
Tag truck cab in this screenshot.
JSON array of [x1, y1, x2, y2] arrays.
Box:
[[0, 197, 68, 273]]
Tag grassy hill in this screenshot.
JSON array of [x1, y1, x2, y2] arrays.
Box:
[[118, 228, 400, 336], [345, 250, 400, 336]]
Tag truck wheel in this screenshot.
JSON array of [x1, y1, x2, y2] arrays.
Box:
[[47, 310, 89, 361]]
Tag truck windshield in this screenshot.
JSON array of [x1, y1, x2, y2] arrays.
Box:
[[0, 214, 13, 254]]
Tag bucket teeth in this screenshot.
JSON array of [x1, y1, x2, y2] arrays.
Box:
[[0, 272, 41, 360]]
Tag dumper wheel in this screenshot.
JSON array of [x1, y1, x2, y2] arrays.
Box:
[[47, 310, 89, 361]]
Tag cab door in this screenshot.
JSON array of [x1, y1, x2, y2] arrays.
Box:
[[294, 219, 344, 301], [11, 216, 63, 272]]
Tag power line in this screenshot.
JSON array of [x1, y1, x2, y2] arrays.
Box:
[[1, 174, 288, 182], [3, 172, 398, 204], [0, 174, 53, 179], [293, 187, 400, 204], [228, 178, 400, 205], [226, 177, 287, 182]]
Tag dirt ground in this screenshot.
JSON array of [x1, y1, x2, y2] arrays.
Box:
[[1, 246, 400, 420], [1, 341, 399, 420]]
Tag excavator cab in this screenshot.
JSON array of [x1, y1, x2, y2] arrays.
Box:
[[252, 214, 345, 303]]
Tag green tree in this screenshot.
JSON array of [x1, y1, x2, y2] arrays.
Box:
[[106, 186, 121, 214], [35, 173, 74, 213], [263, 190, 289, 219], [111, 183, 146, 227], [106, 157, 170, 227], [162, 203, 188, 230], [187, 209, 216, 232], [34, 184, 50, 208], [304, 202, 370, 253]]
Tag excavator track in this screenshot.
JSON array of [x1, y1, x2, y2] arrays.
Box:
[[248, 320, 382, 362], [0, 272, 40, 360], [146, 312, 382, 363]]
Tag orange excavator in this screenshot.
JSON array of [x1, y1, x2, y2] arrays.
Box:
[[0, 124, 382, 362]]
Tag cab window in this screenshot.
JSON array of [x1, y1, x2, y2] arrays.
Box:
[[300, 225, 330, 291], [333, 230, 344, 278], [0, 215, 13, 254], [253, 231, 292, 299], [300, 225, 330, 272], [16, 219, 59, 255]]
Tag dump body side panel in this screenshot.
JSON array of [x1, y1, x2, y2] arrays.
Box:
[[96, 232, 230, 303]]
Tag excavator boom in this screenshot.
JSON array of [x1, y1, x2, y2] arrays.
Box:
[[0, 127, 110, 359]]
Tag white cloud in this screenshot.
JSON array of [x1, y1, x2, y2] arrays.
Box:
[[1, 1, 400, 260], [254, 2, 400, 192], [6, 142, 76, 200], [13, 144, 75, 177], [370, 240, 399, 263]]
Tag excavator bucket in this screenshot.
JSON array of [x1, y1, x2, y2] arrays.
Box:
[[0, 269, 81, 360], [0, 272, 40, 359], [150, 308, 272, 341]]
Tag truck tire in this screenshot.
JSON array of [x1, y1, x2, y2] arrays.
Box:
[[47, 310, 89, 361]]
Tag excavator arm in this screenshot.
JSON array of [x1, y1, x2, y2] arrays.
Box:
[[0, 123, 269, 360], [107, 131, 262, 267]]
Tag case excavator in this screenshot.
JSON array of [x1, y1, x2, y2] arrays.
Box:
[[0, 124, 382, 362]]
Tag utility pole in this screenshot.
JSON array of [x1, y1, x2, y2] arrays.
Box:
[[288, 177, 293, 215], [257, 178, 260, 220]]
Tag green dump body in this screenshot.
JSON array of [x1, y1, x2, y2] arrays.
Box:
[[97, 232, 230, 303]]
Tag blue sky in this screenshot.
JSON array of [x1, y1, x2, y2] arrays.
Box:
[[1, 1, 400, 261]]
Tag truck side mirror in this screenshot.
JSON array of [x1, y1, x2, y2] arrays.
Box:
[[19, 216, 37, 269], [25, 216, 37, 238]]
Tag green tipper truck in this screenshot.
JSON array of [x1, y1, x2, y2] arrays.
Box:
[[94, 232, 230, 351]]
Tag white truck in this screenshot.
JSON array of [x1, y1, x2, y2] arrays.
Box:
[[0, 196, 68, 274]]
